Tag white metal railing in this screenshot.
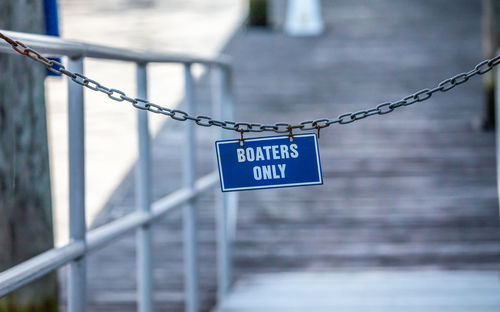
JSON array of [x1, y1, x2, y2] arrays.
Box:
[[0, 30, 238, 312]]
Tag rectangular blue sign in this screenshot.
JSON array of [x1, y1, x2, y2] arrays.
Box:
[[215, 133, 323, 192]]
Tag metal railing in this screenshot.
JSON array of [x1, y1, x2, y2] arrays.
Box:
[[0, 30, 238, 312], [497, 51, 500, 212]]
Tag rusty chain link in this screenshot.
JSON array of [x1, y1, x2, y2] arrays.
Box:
[[1, 31, 499, 134]]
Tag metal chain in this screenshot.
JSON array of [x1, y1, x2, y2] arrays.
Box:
[[1, 31, 499, 134]]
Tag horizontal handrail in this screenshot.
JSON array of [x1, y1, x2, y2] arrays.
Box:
[[0, 171, 218, 298], [88, 172, 218, 252], [0, 30, 231, 67], [0, 242, 85, 298]]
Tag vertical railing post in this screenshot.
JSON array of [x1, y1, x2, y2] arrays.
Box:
[[183, 63, 199, 312], [212, 65, 238, 303], [136, 62, 153, 312], [496, 59, 500, 211], [67, 56, 87, 312]]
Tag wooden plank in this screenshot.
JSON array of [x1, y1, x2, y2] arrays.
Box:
[[215, 272, 500, 312]]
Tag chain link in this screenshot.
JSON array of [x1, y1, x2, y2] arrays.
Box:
[[1, 31, 499, 134]]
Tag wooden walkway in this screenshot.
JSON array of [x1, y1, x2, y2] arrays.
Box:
[[215, 272, 500, 312], [82, 0, 500, 311]]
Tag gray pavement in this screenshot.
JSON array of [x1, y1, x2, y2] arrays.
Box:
[[81, 1, 500, 311]]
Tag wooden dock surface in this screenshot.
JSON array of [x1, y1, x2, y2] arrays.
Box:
[[81, 1, 500, 311], [215, 272, 500, 312]]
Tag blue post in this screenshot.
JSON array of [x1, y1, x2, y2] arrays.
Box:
[[43, 0, 62, 76]]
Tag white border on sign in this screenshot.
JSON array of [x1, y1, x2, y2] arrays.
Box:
[[215, 133, 323, 192]]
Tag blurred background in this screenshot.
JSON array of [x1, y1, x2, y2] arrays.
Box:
[[1, 0, 500, 311]]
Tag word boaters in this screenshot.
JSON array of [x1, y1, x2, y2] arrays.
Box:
[[216, 134, 323, 192]]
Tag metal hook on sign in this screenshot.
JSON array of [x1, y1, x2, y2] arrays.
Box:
[[287, 126, 294, 142], [239, 129, 245, 146], [316, 125, 321, 139]]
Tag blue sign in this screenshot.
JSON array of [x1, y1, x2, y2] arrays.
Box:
[[215, 133, 323, 192]]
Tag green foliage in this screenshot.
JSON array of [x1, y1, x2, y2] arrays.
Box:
[[249, 0, 268, 27], [0, 295, 58, 312]]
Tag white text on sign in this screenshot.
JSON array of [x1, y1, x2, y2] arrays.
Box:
[[236, 144, 299, 180]]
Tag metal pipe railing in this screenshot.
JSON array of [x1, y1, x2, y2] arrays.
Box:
[[0, 242, 85, 297], [0, 29, 238, 312], [136, 62, 153, 312], [183, 63, 199, 312], [496, 54, 500, 212], [211, 66, 238, 303], [0, 173, 217, 298], [67, 56, 87, 312], [0, 30, 231, 67]]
